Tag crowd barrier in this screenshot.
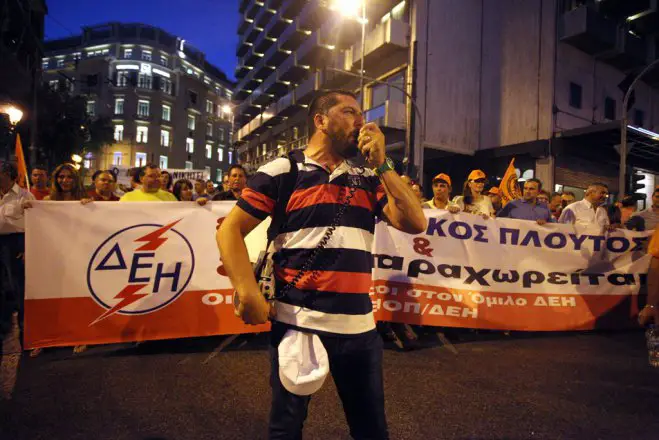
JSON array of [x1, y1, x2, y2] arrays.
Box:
[[24, 202, 652, 349]]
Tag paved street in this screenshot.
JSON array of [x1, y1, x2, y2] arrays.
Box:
[[1, 330, 658, 440]]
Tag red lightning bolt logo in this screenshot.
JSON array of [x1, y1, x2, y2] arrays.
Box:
[[90, 219, 182, 326], [90, 284, 149, 326], [134, 219, 182, 251]]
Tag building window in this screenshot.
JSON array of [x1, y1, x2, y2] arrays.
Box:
[[218, 127, 225, 141], [159, 155, 168, 169], [293, 127, 298, 139], [142, 49, 152, 61], [206, 99, 213, 114], [112, 152, 123, 165], [49, 80, 58, 91], [218, 147, 224, 162], [136, 126, 149, 143], [162, 104, 171, 122], [206, 144, 212, 159], [207, 123, 213, 136], [205, 166, 211, 178], [57, 59, 65, 68], [117, 71, 130, 87], [228, 151, 233, 164], [604, 97, 616, 120], [160, 54, 169, 67], [73, 52, 81, 61], [569, 82, 582, 109], [188, 114, 196, 130], [138, 100, 150, 117], [42, 58, 49, 69], [86, 100, 96, 117], [186, 137, 194, 153], [161, 129, 170, 147], [185, 161, 193, 170], [161, 79, 172, 94], [123, 48, 132, 58], [216, 168, 223, 182], [114, 97, 124, 115], [634, 109, 645, 127], [135, 152, 147, 167], [114, 125, 124, 142], [188, 90, 198, 105], [138, 73, 152, 89]]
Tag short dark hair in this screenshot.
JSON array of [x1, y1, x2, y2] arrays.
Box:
[[589, 182, 609, 190], [551, 192, 562, 199], [131, 167, 143, 183], [172, 179, 193, 201], [32, 164, 48, 173], [307, 89, 358, 136], [227, 164, 246, 176], [140, 163, 159, 177], [562, 191, 576, 198], [91, 169, 103, 182], [653, 187, 659, 196], [0, 161, 18, 181], [97, 170, 117, 183], [525, 178, 542, 190], [620, 196, 637, 208]]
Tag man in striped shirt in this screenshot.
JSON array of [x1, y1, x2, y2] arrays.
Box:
[[217, 90, 426, 439]]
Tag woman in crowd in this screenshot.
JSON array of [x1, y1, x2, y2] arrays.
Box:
[[453, 169, 495, 218], [160, 170, 173, 192], [173, 179, 208, 205], [44, 163, 88, 201], [87, 170, 120, 201], [34, 163, 90, 356]]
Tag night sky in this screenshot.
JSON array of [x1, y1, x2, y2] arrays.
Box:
[[44, 0, 239, 81]]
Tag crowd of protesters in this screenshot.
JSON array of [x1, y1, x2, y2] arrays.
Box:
[[2, 157, 659, 352]]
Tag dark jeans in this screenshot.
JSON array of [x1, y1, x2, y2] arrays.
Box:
[[268, 323, 389, 440], [0, 233, 25, 337]]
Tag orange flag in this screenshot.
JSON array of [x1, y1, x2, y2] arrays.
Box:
[[15, 133, 30, 190], [499, 158, 520, 206]]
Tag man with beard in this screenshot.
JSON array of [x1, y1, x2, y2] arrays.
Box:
[[217, 90, 426, 439], [212, 165, 247, 201], [558, 182, 610, 228]]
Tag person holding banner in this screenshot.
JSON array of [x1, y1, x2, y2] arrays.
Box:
[[218, 89, 426, 440], [87, 171, 120, 202], [44, 164, 88, 201], [496, 178, 553, 224], [641, 226, 659, 326], [453, 170, 495, 218], [119, 164, 177, 202], [29, 165, 49, 200], [423, 173, 460, 213], [0, 161, 34, 340], [558, 182, 609, 228]]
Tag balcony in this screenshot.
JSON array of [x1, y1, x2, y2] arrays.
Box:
[[277, 90, 300, 117], [244, 45, 265, 67], [294, 71, 320, 105], [254, 34, 276, 54], [599, 29, 647, 71], [349, 17, 409, 69], [245, 0, 264, 19], [262, 69, 291, 96], [245, 20, 264, 43], [278, 19, 309, 52], [364, 100, 406, 132], [236, 40, 252, 58], [297, 26, 336, 67], [281, 0, 306, 20], [235, 63, 252, 79], [255, 5, 275, 27], [278, 54, 310, 82], [263, 40, 290, 67], [238, 18, 253, 36], [239, 0, 249, 14], [252, 85, 275, 106], [559, 5, 617, 55]]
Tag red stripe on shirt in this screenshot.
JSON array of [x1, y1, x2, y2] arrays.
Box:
[[241, 188, 275, 215], [275, 267, 372, 294], [287, 184, 375, 213]]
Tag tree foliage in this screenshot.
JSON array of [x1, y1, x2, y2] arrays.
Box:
[[36, 85, 113, 169]]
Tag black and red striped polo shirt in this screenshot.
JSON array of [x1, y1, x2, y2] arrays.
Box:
[[237, 150, 387, 336]]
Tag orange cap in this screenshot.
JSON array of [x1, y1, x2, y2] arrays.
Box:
[[468, 169, 486, 181], [432, 173, 451, 187], [487, 186, 500, 195]]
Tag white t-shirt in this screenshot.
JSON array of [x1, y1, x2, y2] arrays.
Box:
[[452, 195, 495, 217]]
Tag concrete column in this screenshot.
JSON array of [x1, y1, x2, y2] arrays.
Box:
[[535, 155, 555, 193]]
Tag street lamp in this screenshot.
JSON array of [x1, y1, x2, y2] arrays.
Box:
[[332, 0, 367, 103], [2, 105, 24, 126]]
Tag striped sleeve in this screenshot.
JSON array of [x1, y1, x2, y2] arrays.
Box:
[[236, 158, 291, 220]]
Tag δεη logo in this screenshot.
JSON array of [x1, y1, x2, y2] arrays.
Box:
[[86, 220, 195, 325]]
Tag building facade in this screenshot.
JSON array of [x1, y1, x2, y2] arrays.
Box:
[[234, 0, 659, 206], [233, 0, 410, 173], [0, 0, 48, 160], [43, 22, 235, 182]]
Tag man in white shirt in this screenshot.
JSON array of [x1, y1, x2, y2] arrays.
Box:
[[558, 182, 610, 228], [0, 161, 34, 338], [423, 173, 460, 213]]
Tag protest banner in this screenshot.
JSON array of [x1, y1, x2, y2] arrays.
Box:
[[24, 204, 652, 349]]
